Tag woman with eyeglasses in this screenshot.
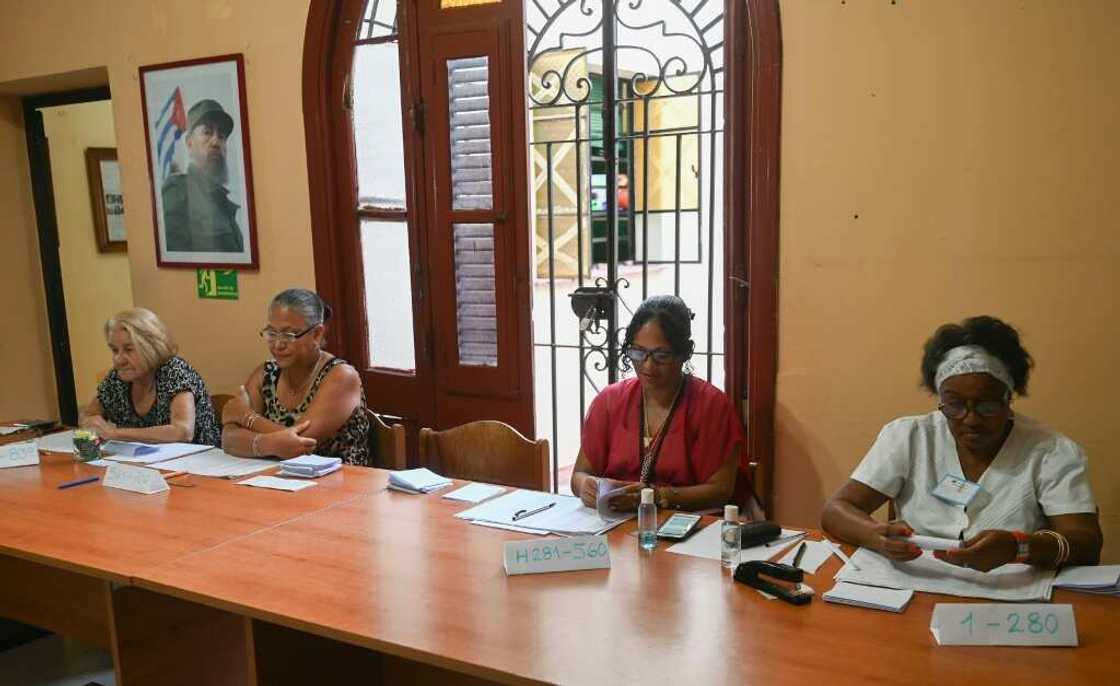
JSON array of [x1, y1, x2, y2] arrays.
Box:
[[570, 295, 746, 513], [822, 316, 1102, 571], [80, 308, 220, 445], [221, 288, 369, 464]]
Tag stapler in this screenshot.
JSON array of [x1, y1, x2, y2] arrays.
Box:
[[734, 560, 814, 606]]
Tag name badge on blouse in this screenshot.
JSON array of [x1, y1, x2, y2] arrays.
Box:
[[931, 474, 981, 507]]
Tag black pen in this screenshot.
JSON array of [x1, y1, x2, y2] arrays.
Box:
[[512, 502, 556, 522], [58, 476, 99, 490], [792, 541, 807, 568]]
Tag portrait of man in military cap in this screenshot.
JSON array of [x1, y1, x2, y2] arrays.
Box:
[[162, 99, 244, 253], [141, 55, 258, 268]]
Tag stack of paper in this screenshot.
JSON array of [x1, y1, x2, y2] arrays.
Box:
[[152, 448, 276, 478], [835, 548, 1056, 602], [823, 581, 914, 613], [1054, 565, 1120, 596], [443, 482, 505, 503], [101, 441, 212, 464], [279, 455, 342, 478], [666, 524, 805, 562], [455, 490, 627, 535], [388, 468, 453, 494]]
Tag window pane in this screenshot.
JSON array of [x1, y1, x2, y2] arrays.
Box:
[[361, 219, 416, 371], [448, 56, 493, 210], [453, 223, 498, 366], [353, 43, 407, 209], [358, 0, 398, 40]]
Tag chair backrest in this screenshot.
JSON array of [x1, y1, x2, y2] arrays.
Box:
[[418, 420, 549, 491], [211, 393, 235, 421], [365, 408, 407, 470]]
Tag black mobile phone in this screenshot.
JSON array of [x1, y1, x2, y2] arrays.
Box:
[[656, 512, 702, 540]]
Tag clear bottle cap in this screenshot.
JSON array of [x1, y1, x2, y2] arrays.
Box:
[[724, 504, 739, 521], [641, 488, 654, 505]]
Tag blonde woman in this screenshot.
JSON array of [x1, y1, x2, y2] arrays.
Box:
[[79, 308, 220, 445]]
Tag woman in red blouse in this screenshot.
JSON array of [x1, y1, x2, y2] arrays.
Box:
[[570, 296, 745, 512]]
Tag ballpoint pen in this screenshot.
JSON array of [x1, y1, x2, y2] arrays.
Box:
[[792, 541, 807, 568], [58, 476, 99, 490], [512, 502, 556, 522]]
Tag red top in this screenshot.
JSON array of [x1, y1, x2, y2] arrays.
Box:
[[580, 376, 746, 487]]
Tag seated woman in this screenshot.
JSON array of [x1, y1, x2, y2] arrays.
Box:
[[221, 288, 369, 464], [80, 308, 220, 445], [822, 316, 1102, 571], [570, 295, 746, 513]]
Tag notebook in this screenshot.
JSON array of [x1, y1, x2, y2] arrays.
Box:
[[1054, 565, 1120, 596], [823, 581, 914, 613], [279, 455, 342, 478], [388, 468, 453, 494]]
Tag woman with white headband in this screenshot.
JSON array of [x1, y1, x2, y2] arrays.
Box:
[[822, 316, 1101, 571]]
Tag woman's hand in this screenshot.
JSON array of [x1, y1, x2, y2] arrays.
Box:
[[934, 530, 1016, 572], [82, 415, 118, 441], [579, 475, 599, 508], [870, 520, 922, 562], [260, 421, 317, 458], [606, 482, 645, 513]]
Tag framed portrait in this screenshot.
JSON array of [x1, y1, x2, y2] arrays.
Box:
[[84, 147, 127, 253], [139, 53, 259, 269]]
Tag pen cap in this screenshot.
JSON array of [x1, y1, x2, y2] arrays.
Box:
[[724, 505, 739, 522], [640, 488, 654, 505]]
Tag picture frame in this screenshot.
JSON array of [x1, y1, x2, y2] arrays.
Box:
[[84, 147, 127, 253], [139, 53, 259, 270]]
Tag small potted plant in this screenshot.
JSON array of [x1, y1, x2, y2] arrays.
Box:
[[72, 429, 102, 462]]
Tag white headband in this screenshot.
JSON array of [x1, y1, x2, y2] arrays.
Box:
[[934, 345, 1015, 393]]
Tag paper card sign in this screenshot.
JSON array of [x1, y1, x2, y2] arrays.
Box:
[[103, 463, 169, 495], [930, 603, 1077, 646], [504, 535, 611, 576], [0, 441, 39, 468]]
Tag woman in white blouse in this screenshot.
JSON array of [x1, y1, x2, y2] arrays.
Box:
[[822, 316, 1102, 572]]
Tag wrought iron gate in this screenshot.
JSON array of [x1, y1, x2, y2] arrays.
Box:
[[526, 0, 727, 489]]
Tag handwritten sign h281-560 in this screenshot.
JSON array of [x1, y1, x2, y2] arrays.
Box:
[[503, 535, 611, 576]]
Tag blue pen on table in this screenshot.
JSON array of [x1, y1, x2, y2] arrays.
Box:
[[512, 502, 556, 522], [58, 476, 99, 490]]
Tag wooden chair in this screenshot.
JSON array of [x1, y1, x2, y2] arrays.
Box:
[[419, 420, 549, 491], [211, 393, 235, 422], [366, 409, 407, 470]]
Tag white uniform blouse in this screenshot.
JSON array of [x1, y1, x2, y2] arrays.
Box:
[[851, 411, 1096, 540]]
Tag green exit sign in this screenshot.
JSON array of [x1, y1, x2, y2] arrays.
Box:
[[196, 269, 239, 300]]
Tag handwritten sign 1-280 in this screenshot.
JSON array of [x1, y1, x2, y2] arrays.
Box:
[[504, 535, 611, 576], [930, 603, 1077, 646]]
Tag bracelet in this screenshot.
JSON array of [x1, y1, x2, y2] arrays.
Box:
[[1036, 529, 1070, 567], [1010, 530, 1030, 563], [246, 413, 258, 431], [251, 433, 263, 458]]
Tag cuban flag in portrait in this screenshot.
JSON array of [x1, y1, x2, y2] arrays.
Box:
[[153, 86, 187, 182]]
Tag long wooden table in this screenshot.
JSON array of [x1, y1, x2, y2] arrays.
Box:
[[0, 446, 1116, 685]]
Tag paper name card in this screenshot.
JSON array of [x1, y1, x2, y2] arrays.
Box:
[[930, 603, 1077, 646], [103, 463, 169, 495], [0, 441, 39, 468], [504, 535, 611, 576]]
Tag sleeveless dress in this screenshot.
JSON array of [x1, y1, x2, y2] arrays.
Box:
[[259, 357, 370, 465], [97, 355, 220, 446]]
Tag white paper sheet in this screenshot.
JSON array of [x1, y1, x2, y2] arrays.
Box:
[[442, 483, 506, 503], [1054, 565, 1120, 592], [238, 475, 318, 492], [455, 490, 622, 534], [102, 441, 212, 464], [389, 468, 452, 492], [35, 430, 76, 454], [835, 548, 1055, 602], [0, 442, 39, 468], [666, 523, 805, 562], [823, 581, 913, 613], [778, 539, 835, 574], [151, 449, 276, 478]]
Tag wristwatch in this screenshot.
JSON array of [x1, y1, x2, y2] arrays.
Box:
[[1011, 530, 1030, 563]]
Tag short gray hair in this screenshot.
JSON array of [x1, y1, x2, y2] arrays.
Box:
[[269, 288, 331, 327]]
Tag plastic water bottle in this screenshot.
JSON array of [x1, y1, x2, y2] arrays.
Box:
[[721, 504, 740, 569], [638, 488, 657, 551]]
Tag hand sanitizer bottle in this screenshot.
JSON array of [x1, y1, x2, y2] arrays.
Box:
[[721, 504, 740, 569], [638, 488, 657, 551]]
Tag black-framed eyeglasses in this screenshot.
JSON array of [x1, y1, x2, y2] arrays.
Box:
[[623, 345, 677, 366], [259, 325, 317, 345], [938, 397, 1008, 420]]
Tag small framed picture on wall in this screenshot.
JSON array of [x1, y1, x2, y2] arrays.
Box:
[[139, 53, 259, 270], [84, 147, 127, 253]]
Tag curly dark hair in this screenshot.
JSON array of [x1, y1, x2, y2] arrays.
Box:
[[920, 315, 1033, 395], [622, 295, 695, 365]]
